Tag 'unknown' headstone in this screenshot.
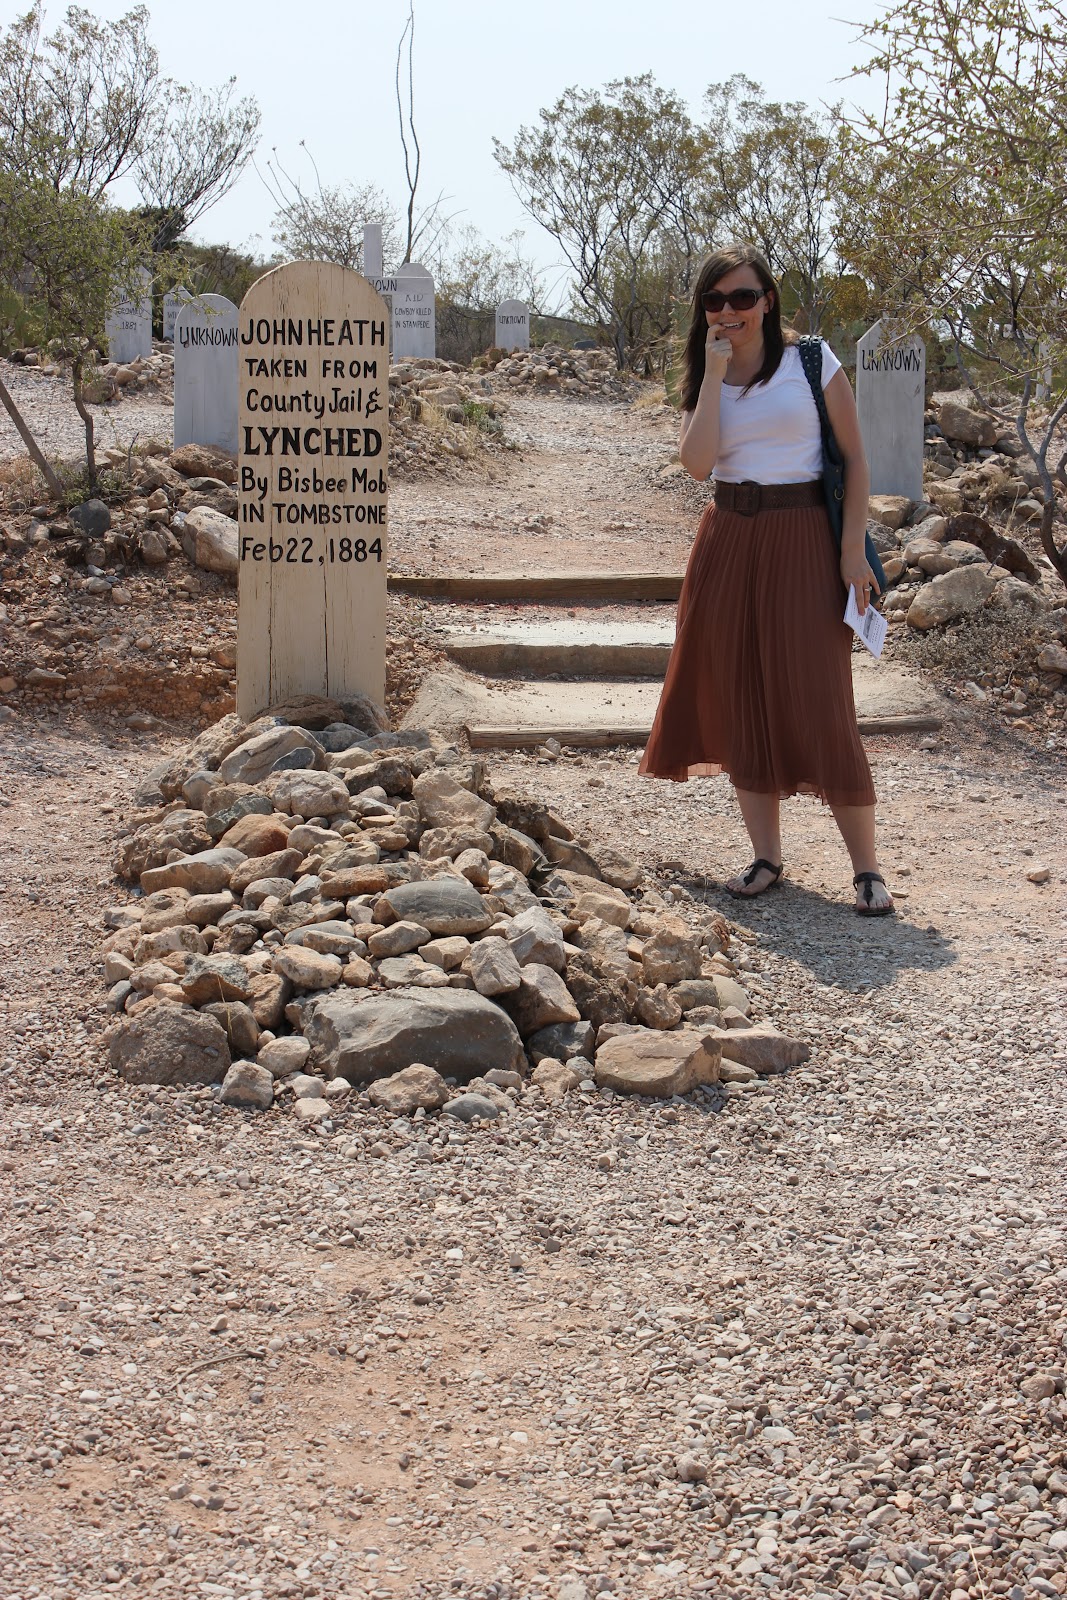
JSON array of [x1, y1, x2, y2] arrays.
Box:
[[856, 320, 926, 502], [163, 285, 192, 343], [371, 262, 435, 359], [173, 294, 240, 453], [495, 299, 530, 352], [363, 224, 383, 280], [105, 266, 152, 364], [236, 262, 390, 719]]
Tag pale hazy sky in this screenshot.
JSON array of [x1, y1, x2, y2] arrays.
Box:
[[8, 0, 887, 298]]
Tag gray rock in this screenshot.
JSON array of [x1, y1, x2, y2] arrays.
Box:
[[183, 891, 235, 927], [634, 984, 683, 1029], [69, 498, 111, 538], [201, 1001, 261, 1055], [218, 1060, 274, 1109], [671, 979, 722, 1012], [594, 1029, 721, 1097], [181, 506, 238, 576], [289, 1072, 326, 1099], [266, 768, 350, 818], [367, 1063, 451, 1114], [378, 954, 451, 988], [205, 795, 272, 841], [707, 1024, 811, 1075], [257, 1035, 310, 1078], [907, 564, 996, 629], [640, 916, 703, 986], [218, 726, 326, 786], [531, 1058, 581, 1101], [110, 1002, 231, 1086], [709, 974, 752, 1015], [443, 1092, 502, 1123], [374, 877, 491, 937], [506, 962, 581, 1035], [302, 987, 526, 1083], [368, 920, 432, 957], [271, 946, 344, 990], [412, 769, 495, 831], [525, 1020, 596, 1064], [180, 954, 253, 1005], [508, 905, 566, 972], [468, 936, 523, 996], [140, 848, 245, 896], [284, 921, 364, 958]]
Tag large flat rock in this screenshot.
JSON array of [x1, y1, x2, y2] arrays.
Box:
[[301, 986, 526, 1083]]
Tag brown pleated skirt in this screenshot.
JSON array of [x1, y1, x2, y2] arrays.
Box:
[[640, 499, 876, 807]]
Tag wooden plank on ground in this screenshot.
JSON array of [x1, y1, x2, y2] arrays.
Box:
[[466, 713, 942, 751], [389, 572, 685, 601]]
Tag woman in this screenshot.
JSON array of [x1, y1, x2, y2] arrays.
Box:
[[639, 245, 893, 915]]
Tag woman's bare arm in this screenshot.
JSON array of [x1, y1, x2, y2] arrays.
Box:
[[824, 367, 875, 610], [679, 330, 731, 481]]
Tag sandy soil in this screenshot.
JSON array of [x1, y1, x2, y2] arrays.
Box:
[[0, 382, 1066, 1600]]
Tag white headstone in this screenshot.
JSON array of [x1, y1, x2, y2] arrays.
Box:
[[856, 320, 926, 502], [105, 266, 152, 364], [363, 224, 383, 280], [495, 299, 530, 352], [173, 294, 240, 453], [371, 262, 435, 359], [236, 262, 390, 719], [162, 285, 192, 343]]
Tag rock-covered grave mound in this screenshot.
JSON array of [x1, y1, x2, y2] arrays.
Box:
[[103, 700, 809, 1123]]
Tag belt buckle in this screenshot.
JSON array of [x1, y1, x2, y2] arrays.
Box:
[[735, 480, 761, 516]]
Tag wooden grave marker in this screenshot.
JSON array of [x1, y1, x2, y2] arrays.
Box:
[[236, 262, 390, 719]]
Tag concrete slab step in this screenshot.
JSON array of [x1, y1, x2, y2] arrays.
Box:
[[442, 619, 673, 677], [401, 660, 949, 749]]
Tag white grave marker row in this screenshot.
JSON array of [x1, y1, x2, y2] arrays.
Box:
[[173, 294, 240, 453], [495, 298, 530, 351], [105, 266, 153, 364], [855, 319, 926, 503], [163, 285, 193, 343], [369, 262, 435, 359]]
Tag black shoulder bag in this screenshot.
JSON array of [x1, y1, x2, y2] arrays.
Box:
[[797, 335, 886, 598]]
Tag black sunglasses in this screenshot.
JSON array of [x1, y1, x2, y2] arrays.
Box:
[[701, 288, 766, 313]]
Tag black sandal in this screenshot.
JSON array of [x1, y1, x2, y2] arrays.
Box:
[[853, 871, 895, 916], [725, 858, 783, 899]]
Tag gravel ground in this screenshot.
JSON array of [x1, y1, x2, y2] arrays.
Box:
[[0, 362, 174, 463], [1, 708, 1065, 1600]]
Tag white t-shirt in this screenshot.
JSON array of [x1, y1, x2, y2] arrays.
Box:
[[713, 340, 842, 484]]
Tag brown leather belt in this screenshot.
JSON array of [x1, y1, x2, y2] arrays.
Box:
[[714, 479, 824, 515]]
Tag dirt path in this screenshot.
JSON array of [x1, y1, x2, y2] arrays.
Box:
[[389, 393, 703, 577], [1, 391, 1066, 1600]]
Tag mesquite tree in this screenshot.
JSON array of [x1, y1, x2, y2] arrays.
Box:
[[843, 0, 1067, 589]]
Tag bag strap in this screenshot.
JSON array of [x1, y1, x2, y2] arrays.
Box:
[[798, 335, 839, 460]]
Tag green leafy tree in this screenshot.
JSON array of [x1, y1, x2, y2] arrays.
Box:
[[701, 76, 859, 334], [0, 174, 149, 489], [494, 75, 706, 367], [843, 0, 1067, 588], [0, 4, 259, 489]]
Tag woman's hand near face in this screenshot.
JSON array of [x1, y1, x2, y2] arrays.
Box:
[[704, 324, 732, 384]]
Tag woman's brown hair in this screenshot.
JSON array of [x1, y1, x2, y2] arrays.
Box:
[[679, 245, 794, 412]]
